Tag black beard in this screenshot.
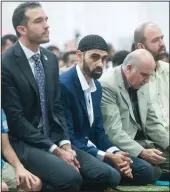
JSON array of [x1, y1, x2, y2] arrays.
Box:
[[145, 45, 166, 61], [154, 53, 166, 61], [91, 68, 103, 79], [82, 59, 103, 79]]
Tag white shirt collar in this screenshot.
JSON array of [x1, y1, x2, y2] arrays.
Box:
[[19, 40, 40, 60], [76, 65, 96, 92]]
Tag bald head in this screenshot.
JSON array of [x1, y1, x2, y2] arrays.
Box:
[[122, 49, 156, 89], [123, 49, 155, 69], [134, 22, 165, 61], [134, 22, 159, 47]]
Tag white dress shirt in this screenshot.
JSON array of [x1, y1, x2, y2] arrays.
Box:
[[76, 65, 119, 161], [19, 41, 70, 153]]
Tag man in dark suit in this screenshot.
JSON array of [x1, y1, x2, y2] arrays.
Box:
[[2, 2, 120, 191], [60, 35, 161, 185]]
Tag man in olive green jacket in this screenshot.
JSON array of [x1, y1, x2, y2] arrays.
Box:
[[100, 49, 169, 178]]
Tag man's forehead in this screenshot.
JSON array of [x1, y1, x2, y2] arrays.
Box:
[[25, 7, 47, 20], [87, 49, 108, 56], [138, 60, 155, 72], [144, 26, 163, 39]]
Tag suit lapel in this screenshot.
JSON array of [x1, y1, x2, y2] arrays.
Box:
[[14, 42, 39, 97], [40, 48, 50, 85], [137, 87, 147, 129], [40, 48, 53, 111], [117, 67, 136, 122], [74, 68, 89, 120], [120, 87, 136, 122]]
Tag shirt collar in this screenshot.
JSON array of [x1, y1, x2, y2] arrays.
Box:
[[19, 40, 40, 60], [76, 65, 96, 92], [121, 66, 138, 92], [155, 60, 165, 74], [121, 66, 131, 90]]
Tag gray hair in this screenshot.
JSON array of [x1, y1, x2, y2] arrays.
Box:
[[122, 49, 154, 70]]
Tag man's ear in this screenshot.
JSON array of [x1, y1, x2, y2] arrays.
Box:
[[137, 43, 145, 49], [17, 25, 26, 36], [76, 50, 83, 61], [126, 64, 133, 74]]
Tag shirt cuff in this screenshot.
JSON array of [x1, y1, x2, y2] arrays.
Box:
[[106, 146, 120, 153], [58, 140, 71, 147], [97, 150, 106, 161], [49, 144, 58, 153], [87, 140, 97, 148]]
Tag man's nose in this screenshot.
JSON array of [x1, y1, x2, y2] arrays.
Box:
[[144, 77, 149, 83], [159, 38, 165, 47], [97, 59, 104, 68], [44, 21, 49, 29]]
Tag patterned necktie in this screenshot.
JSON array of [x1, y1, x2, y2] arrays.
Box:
[[32, 53, 49, 136]]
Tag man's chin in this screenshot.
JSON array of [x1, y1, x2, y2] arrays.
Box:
[[40, 38, 50, 44], [91, 71, 103, 79], [92, 73, 102, 79], [155, 54, 165, 61], [137, 84, 145, 89]]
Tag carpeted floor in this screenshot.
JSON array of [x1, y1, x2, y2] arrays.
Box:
[[105, 184, 170, 192]]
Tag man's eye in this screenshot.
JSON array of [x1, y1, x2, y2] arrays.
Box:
[[102, 57, 108, 62], [91, 55, 99, 60], [141, 73, 149, 77], [153, 39, 159, 43], [35, 19, 42, 23]]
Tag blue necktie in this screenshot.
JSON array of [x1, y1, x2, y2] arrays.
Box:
[[32, 53, 49, 136]]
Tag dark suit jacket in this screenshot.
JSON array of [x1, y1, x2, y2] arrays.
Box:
[[60, 66, 114, 157], [2, 41, 70, 153]]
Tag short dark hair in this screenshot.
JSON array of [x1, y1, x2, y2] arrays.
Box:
[[63, 51, 76, 63], [12, 2, 41, 37], [1, 34, 18, 47], [46, 45, 60, 52], [112, 50, 130, 67]]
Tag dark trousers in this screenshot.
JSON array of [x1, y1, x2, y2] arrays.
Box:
[[106, 157, 161, 185], [136, 139, 169, 180], [155, 146, 170, 181], [11, 141, 121, 191]]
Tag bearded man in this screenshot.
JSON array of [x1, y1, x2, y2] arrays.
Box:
[[60, 35, 161, 186], [134, 22, 169, 131]]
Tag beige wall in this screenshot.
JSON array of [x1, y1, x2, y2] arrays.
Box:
[[2, 2, 169, 51]]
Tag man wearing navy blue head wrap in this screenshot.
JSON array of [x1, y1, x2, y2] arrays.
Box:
[[60, 34, 161, 185]]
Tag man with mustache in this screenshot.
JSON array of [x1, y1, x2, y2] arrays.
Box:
[[134, 22, 169, 132], [60, 35, 161, 186]]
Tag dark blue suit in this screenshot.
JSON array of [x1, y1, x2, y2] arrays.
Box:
[[60, 66, 115, 157], [60, 65, 161, 185]]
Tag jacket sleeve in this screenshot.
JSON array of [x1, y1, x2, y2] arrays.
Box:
[[100, 81, 144, 157], [145, 95, 169, 150], [51, 56, 70, 142], [2, 60, 54, 151], [94, 82, 116, 151], [60, 83, 99, 157]]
